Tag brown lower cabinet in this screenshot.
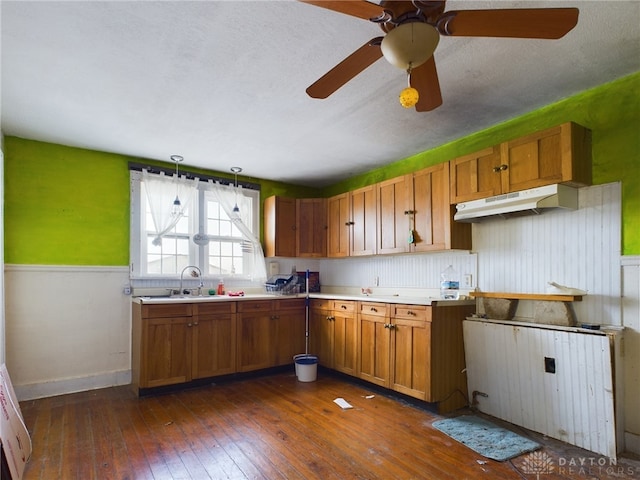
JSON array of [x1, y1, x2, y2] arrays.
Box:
[[359, 302, 475, 413], [236, 298, 306, 372], [309, 299, 358, 376], [132, 302, 236, 391], [132, 298, 305, 392], [133, 298, 473, 413]]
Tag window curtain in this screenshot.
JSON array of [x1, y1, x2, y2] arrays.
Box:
[[142, 170, 198, 246], [207, 180, 267, 283]]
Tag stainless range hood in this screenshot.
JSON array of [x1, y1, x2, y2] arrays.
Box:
[[454, 184, 578, 222]]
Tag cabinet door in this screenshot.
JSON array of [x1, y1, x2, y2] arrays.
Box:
[[264, 196, 297, 257], [449, 146, 502, 203], [237, 301, 273, 372], [390, 316, 430, 400], [333, 302, 358, 376], [296, 198, 327, 257], [358, 303, 390, 387], [412, 163, 471, 252], [192, 312, 236, 379], [501, 122, 591, 193], [273, 300, 306, 366], [327, 192, 351, 257], [142, 316, 192, 388], [377, 175, 411, 254], [350, 185, 377, 256], [309, 303, 334, 368]]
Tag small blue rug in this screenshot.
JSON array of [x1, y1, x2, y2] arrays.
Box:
[[432, 415, 540, 462]]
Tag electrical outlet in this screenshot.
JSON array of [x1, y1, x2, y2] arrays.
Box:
[[123, 284, 131, 295], [374, 276, 379, 287], [463, 274, 473, 288]]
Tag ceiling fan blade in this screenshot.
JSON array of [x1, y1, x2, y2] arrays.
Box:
[[439, 8, 579, 39], [411, 56, 442, 112], [306, 38, 383, 99], [298, 1, 383, 20]]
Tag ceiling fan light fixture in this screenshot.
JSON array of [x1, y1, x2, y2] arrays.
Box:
[[380, 22, 440, 70]]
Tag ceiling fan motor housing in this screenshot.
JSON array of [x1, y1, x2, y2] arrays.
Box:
[[380, 22, 440, 70]]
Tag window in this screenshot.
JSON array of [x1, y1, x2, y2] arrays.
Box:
[[130, 170, 264, 283]]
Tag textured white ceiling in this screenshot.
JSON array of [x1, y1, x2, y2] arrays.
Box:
[[2, 1, 639, 187]]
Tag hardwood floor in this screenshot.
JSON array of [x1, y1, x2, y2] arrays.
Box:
[[19, 371, 640, 480]]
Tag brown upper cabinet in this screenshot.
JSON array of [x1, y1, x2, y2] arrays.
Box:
[[378, 163, 471, 254], [264, 196, 296, 257], [450, 122, 592, 204], [327, 185, 377, 257], [264, 196, 327, 258], [296, 198, 327, 257]]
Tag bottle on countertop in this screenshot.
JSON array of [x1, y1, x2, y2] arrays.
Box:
[[440, 265, 460, 300], [217, 279, 225, 296]]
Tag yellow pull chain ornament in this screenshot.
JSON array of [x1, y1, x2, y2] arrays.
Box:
[[399, 65, 419, 108]]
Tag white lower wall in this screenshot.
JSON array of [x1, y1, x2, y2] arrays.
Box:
[[5, 265, 131, 400], [622, 256, 640, 454]]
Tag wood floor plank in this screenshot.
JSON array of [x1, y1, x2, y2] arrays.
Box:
[[18, 372, 640, 480]]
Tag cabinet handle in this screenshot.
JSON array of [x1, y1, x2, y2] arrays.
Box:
[[341, 305, 347, 309], [404, 210, 415, 215], [370, 307, 377, 312], [384, 323, 390, 329], [193, 322, 199, 326], [187, 323, 193, 327], [493, 164, 508, 172], [407, 310, 415, 316], [345, 221, 355, 226], [389, 324, 397, 330]]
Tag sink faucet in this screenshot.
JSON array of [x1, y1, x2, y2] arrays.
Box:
[[180, 265, 203, 296]]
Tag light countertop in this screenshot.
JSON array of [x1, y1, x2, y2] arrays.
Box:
[[133, 292, 475, 307]]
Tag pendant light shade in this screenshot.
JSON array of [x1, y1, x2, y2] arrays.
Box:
[[170, 154, 184, 216], [230, 167, 242, 213], [381, 22, 440, 70]]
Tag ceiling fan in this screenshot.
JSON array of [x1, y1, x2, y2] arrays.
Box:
[[301, 1, 579, 111]]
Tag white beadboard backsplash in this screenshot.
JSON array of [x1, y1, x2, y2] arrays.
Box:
[[319, 251, 477, 290], [474, 182, 622, 326]]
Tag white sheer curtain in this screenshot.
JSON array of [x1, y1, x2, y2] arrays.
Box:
[[207, 180, 267, 283], [142, 170, 198, 246]]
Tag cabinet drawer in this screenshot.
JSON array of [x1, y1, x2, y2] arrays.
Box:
[[333, 300, 356, 312], [274, 298, 305, 311], [310, 299, 333, 310], [359, 302, 389, 317], [194, 302, 235, 315], [142, 303, 192, 318], [392, 304, 429, 321], [237, 300, 272, 312]]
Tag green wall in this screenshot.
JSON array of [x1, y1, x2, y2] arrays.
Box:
[[3, 139, 319, 265], [4, 72, 640, 264]]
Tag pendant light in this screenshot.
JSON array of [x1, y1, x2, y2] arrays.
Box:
[[230, 167, 242, 213], [170, 155, 184, 216]]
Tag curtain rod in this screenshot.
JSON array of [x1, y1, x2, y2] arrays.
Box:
[[128, 161, 261, 191]]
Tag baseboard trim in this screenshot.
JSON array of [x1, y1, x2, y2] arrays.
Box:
[[15, 369, 131, 401], [624, 432, 640, 456]]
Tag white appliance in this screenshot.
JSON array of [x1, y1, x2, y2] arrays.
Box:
[[454, 184, 578, 222]]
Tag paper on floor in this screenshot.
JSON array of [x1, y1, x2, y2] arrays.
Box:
[[333, 397, 353, 409]]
